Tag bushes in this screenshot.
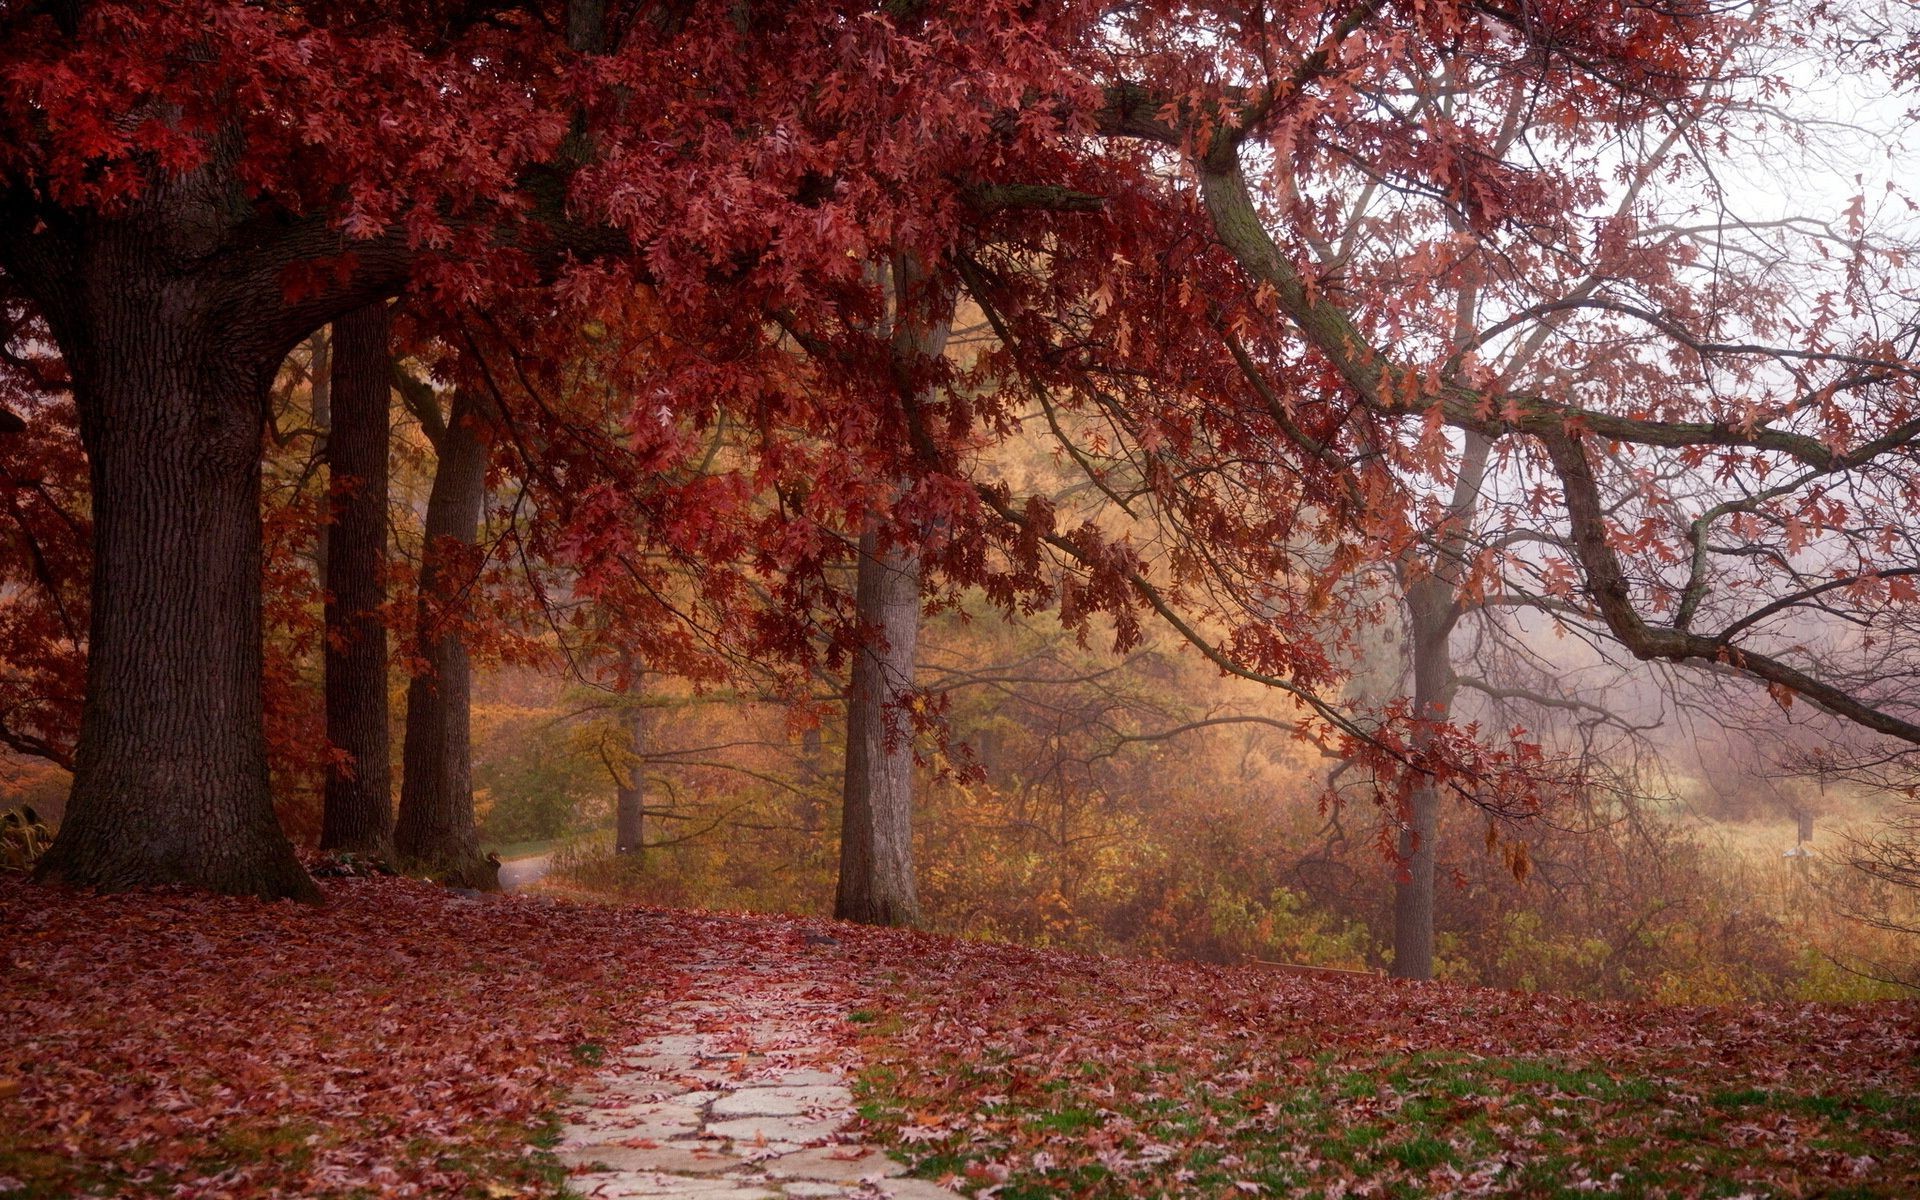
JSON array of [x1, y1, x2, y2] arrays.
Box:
[[473, 620, 1916, 1002], [1, 805, 50, 873]]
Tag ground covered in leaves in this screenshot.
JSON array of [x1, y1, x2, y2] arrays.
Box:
[[0, 875, 859, 1198], [852, 939, 1920, 1199], [2, 876, 1916, 1199]]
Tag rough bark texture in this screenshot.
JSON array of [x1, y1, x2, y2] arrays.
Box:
[[318, 304, 394, 858], [1, 114, 408, 899], [834, 526, 924, 926], [614, 672, 648, 857], [15, 192, 327, 899], [1391, 575, 1457, 981], [394, 388, 494, 888]]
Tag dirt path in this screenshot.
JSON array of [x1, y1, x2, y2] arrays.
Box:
[[497, 853, 553, 891], [555, 949, 957, 1200]]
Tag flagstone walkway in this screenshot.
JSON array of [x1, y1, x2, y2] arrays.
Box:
[[555, 952, 961, 1200]]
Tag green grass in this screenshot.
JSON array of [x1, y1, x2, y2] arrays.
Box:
[[858, 1048, 1920, 1198], [0, 1110, 573, 1199], [481, 837, 563, 861], [571, 1041, 607, 1067]]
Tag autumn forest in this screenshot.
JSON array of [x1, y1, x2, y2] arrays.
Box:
[[3, 1, 1919, 1197]]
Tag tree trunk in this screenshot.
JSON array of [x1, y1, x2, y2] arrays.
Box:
[[614, 672, 648, 857], [1391, 576, 1456, 980], [318, 303, 393, 857], [30, 249, 314, 899], [307, 327, 332, 578], [394, 388, 494, 888], [832, 256, 951, 927], [798, 723, 824, 835], [834, 526, 923, 926]]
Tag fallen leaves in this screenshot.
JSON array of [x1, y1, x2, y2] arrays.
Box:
[[0, 876, 860, 1198], [4, 875, 1916, 1198], [838, 931, 1920, 1197]]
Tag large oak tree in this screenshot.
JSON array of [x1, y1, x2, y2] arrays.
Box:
[[0, 0, 1130, 897]]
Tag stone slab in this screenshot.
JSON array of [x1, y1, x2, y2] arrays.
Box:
[[762, 1146, 905, 1183], [710, 1086, 853, 1118], [770, 1071, 842, 1088], [704, 1113, 848, 1145], [563, 1143, 747, 1176], [572, 1173, 779, 1200], [558, 1115, 706, 1148], [618, 1053, 704, 1073], [636, 1034, 709, 1057]]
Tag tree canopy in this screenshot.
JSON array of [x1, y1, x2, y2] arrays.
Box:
[[2, 0, 1920, 972]]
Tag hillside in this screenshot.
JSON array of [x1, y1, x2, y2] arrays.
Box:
[[1, 876, 1915, 1199]]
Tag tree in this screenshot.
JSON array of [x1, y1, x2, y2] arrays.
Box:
[[318, 303, 394, 857], [1, 5, 508, 896], [865, 0, 1920, 979], [836, 526, 926, 925], [0, 0, 1130, 896], [835, 257, 955, 926], [393, 374, 496, 887], [613, 664, 649, 859], [1100, 3, 1920, 723]]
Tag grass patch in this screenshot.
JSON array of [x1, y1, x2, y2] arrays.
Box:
[[481, 838, 563, 861], [570, 1041, 607, 1067], [857, 1045, 1920, 1198]]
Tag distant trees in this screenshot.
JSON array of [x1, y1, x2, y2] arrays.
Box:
[[612, 668, 650, 859], [1843, 802, 1920, 987], [0, 308, 85, 773]]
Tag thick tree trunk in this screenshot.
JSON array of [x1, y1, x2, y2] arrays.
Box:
[[31, 253, 314, 899], [318, 304, 393, 857], [614, 672, 648, 857], [0, 113, 410, 900], [834, 527, 923, 926], [1391, 577, 1456, 980], [394, 389, 494, 888]]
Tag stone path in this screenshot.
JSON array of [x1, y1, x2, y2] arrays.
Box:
[[555, 956, 962, 1200]]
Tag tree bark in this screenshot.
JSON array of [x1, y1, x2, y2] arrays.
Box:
[[614, 671, 648, 857], [832, 255, 950, 927], [308, 327, 332, 578], [834, 526, 924, 926], [1390, 575, 1457, 980], [27, 236, 314, 899], [318, 303, 393, 857], [394, 387, 495, 888], [0, 112, 414, 899]]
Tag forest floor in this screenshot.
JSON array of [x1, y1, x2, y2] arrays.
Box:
[[2, 874, 1916, 1199]]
